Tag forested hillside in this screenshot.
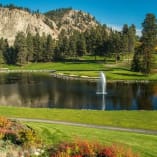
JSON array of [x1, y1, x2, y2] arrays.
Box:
[[1, 4, 156, 75]]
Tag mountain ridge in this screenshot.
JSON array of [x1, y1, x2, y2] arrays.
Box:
[[0, 6, 98, 45]]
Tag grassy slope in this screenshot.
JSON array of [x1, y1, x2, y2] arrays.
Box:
[[27, 122, 157, 157], [1, 106, 157, 131]]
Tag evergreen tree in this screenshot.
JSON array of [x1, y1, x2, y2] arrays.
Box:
[[94, 25, 107, 56], [69, 34, 77, 58], [131, 13, 157, 74], [125, 24, 136, 63], [4, 47, 16, 64], [40, 33, 47, 62], [54, 30, 68, 60], [131, 46, 143, 71], [33, 33, 42, 62], [141, 13, 157, 74], [87, 28, 97, 57], [0, 38, 9, 65], [121, 24, 129, 53], [0, 50, 4, 65], [62, 36, 69, 57], [76, 33, 86, 56], [44, 34, 54, 61], [107, 30, 121, 61], [14, 32, 27, 65], [98, 25, 109, 56], [128, 24, 136, 52], [26, 32, 34, 62]]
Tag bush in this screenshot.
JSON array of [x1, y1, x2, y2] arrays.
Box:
[[17, 127, 41, 147], [0, 117, 41, 147], [48, 141, 139, 157], [0, 116, 12, 139]]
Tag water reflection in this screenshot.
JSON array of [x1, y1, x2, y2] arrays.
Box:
[[101, 94, 106, 110], [0, 73, 156, 110]]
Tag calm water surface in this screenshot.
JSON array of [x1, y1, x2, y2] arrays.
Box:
[[0, 73, 157, 110]]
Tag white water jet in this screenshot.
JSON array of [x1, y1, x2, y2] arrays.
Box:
[[96, 72, 107, 110], [96, 72, 107, 95]]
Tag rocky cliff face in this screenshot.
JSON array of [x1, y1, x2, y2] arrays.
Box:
[[45, 9, 98, 34], [0, 7, 58, 45], [0, 7, 98, 45]]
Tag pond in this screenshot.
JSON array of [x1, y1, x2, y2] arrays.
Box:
[[0, 73, 157, 110]]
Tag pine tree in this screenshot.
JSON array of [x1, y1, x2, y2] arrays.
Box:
[[4, 47, 16, 64], [40, 33, 47, 62], [76, 33, 86, 56], [33, 33, 42, 62], [131, 46, 142, 72], [141, 13, 157, 74], [14, 32, 27, 65], [121, 24, 129, 53], [107, 30, 121, 61], [44, 34, 54, 61], [128, 24, 136, 52], [0, 50, 4, 65], [69, 34, 77, 58], [54, 30, 68, 60], [131, 13, 157, 74], [0, 38, 9, 65], [26, 32, 34, 62]]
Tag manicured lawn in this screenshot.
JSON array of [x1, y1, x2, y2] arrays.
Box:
[[1, 106, 157, 131], [26, 122, 157, 157], [1, 53, 157, 80], [3, 62, 104, 71], [2, 61, 157, 81]]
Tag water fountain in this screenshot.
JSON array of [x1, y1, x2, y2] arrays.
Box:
[[96, 72, 107, 95], [96, 72, 107, 110]]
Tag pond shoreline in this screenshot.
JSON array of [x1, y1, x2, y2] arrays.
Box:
[[0, 69, 155, 83], [0, 69, 56, 73], [51, 72, 152, 83]]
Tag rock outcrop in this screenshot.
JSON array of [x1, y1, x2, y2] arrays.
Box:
[[0, 7, 58, 45], [0, 7, 98, 45]]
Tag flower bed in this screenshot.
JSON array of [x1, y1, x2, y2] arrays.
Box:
[[0, 116, 43, 157], [48, 141, 139, 157]]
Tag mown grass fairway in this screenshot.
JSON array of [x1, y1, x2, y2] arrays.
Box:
[[1, 106, 157, 131], [2, 53, 157, 80], [26, 122, 157, 157]]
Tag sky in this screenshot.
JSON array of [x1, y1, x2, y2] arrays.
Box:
[[1, 0, 157, 35]]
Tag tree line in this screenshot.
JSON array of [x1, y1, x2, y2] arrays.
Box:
[[0, 23, 136, 66]]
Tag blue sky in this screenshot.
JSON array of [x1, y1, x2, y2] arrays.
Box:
[[1, 0, 157, 34]]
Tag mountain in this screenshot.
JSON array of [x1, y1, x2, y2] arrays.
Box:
[[45, 8, 98, 35], [0, 6, 98, 45], [0, 7, 58, 45]]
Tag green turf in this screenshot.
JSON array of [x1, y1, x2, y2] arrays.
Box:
[[3, 62, 104, 71], [1, 56, 157, 80], [1, 106, 157, 131], [26, 122, 157, 157]]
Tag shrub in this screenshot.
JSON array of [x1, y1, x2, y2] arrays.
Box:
[[48, 141, 139, 157], [0, 117, 42, 148], [0, 116, 12, 139], [17, 127, 41, 147], [0, 116, 12, 128]]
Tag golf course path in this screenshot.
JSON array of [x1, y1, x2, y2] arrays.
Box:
[[11, 117, 157, 135]]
